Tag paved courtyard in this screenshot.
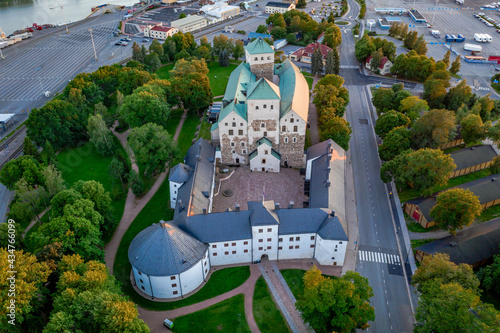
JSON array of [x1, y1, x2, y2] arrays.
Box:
[[212, 165, 308, 212]]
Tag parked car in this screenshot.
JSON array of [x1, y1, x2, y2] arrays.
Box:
[[120, 37, 131, 42], [142, 38, 150, 42], [115, 41, 123, 45], [120, 42, 129, 46]]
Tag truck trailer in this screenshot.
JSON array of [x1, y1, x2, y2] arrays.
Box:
[[464, 43, 482, 52]]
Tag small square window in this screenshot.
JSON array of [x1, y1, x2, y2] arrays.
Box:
[[261, 123, 265, 128], [244, 241, 248, 245], [244, 249, 248, 253], [173, 184, 177, 188], [259, 229, 263, 233], [259, 239, 263, 243], [140, 279, 143, 283], [170, 276, 176, 280], [225, 251, 229, 255], [282, 126, 286, 131], [232, 250, 236, 254], [311, 236, 315, 240], [256, 106, 259, 110], [224, 243, 229, 247], [261, 57, 264, 60], [267, 238, 271, 242], [290, 118, 294, 123], [212, 244, 217, 248], [243, 150, 246, 154], [279, 238, 283, 242], [310, 244, 315, 248], [264, 104, 267, 108], [141, 286, 145, 290], [232, 242, 236, 246], [229, 130, 234, 135], [213, 253, 218, 256], [138, 271, 142, 276], [225, 123, 228, 126], [241, 142, 245, 146], [289, 245, 293, 250], [232, 122, 236, 127], [278, 246, 283, 250], [267, 246, 271, 250], [172, 283, 177, 287], [334, 249, 337, 252], [296, 237, 300, 241], [173, 291, 178, 295], [254, 57, 258, 61], [239, 130, 243, 135], [262, 159, 266, 164], [264, 131, 268, 137], [295, 245, 299, 249], [259, 247, 263, 250], [231, 142, 235, 147], [267, 228, 272, 232], [293, 126, 298, 132], [240, 123, 243, 126], [289, 237, 294, 242]]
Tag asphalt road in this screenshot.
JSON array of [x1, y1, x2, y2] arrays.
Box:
[[341, 1, 417, 330]]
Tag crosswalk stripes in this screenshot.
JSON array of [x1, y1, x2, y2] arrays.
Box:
[[359, 250, 401, 265]]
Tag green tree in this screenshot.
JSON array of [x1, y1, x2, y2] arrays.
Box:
[[87, 114, 116, 157], [324, 49, 337, 75], [323, 25, 342, 49], [327, 12, 335, 24], [423, 79, 448, 109], [442, 50, 451, 69], [313, 75, 349, 116], [119, 84, 170, 128], [431, 188, 482, 234], [256, 24, 268, 34], [163, 39, 177, 61], [476, 94, 495, 122], [375, 110, 411, 138], [14, 177, 48, 222], [403, 30, 418, 49], [369, 48, 383, 72], [378, 126, 412, 161], [286, 32, 297, 44], [488, 121, 500, 147], [109, 157, 126, 191], [149, 39, 164, 58], [128, 123, 177, 176], [271, 26, 287, 39], [414, 35, 428, 55], [371, 88, 394, 113], [296, 267, 375, 333], [42, 164, 66, 198], [0, 249, 51, 328], [212, 34, 233, 56], [179, 12, 186, 19], [311, 48, 323, 76], [399, 96, 429, 121], [94, 102, 114, 128], [445, 80, 473, 111], [296, 0, 307, 8], [0, 155, 44, 190], [232, 40, 244, 61], [195, 45, 211, 60], [43, 140, 56, 166], [477, 250, 500, 295], [319, 116, 351, 150], [460, 113, 487, 145], [128, 169, 144, 196], [146, 53, 161, 73], [170, 58, 213, 114], [412, 109, 457, 148], [23, 136, 41, 162], [450, 55, 461, 74], [132, 42, 144, 63], [219, 48, 229, 67]]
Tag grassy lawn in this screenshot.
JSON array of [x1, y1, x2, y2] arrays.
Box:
[[305, 129, 312, 150], [305, 76, 314, 90], [155, 63, 175, 79], [406, 221, 440, 233], [173, 294, 251, 333], [166, 109, 184, 137], [56, 139, 128, 243], [253, 277, 289, 333], [281, 269, 306, 300], [177, 115, 201, 157], [335, 21, 349, 25], [398, 169, 492, 203], [411, 239, 434, 249], [199, 118, 212, 141], [478, 204, 500, 222]]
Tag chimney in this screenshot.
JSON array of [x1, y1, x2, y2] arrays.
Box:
[[326, 166, 331, 173], [235, 204, 240, 212], [177, 200, 183, 212], [275, 202, 280, 210], [330, 210, 335, 217], [326, 180, 331, 187], [160, 220, 167, 228], [289, 201, 294, 209], [202, 208, 207, 215]]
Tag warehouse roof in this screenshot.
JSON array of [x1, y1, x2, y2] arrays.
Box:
[[416, 218, 500, 266], [171, 15, 207, 27], [266, 1, 293, 8], [129, 221, 208, 276], [449, 145, 497, 171]]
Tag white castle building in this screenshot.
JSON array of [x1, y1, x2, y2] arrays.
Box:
[[128, 139, 348, 299]]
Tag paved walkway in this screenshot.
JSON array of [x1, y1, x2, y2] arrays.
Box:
[[22, 207, 50, 237], [258, 258, 310, 333], [308, 76, 320, 145], [104, 110, 187, 273]]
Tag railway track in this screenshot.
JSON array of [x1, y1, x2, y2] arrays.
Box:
[[0, 144, 24, 169], [0, 125, 26, 153]]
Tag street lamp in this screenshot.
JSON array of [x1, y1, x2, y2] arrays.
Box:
[[89, 29, 98, 61], [50, 6, 69, 34]]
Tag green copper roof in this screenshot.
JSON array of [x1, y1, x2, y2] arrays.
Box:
[[223, 62, 255, 104], [277, 60, 296, 117], [256, 137, 273, 148], [247, 78, 280, 100], [245, 37, 274, 55], [249, 137, 281, 161], [215, 100, 248, 128]]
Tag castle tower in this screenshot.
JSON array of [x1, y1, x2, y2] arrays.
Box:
[[245, 38, 275, 81]]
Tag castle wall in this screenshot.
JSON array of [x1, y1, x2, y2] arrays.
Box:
[[279, 110, 306, 167]]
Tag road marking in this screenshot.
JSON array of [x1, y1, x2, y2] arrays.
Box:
[[359, 250, 401, 265]]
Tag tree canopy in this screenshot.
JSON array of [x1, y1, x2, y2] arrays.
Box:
[[412, 109, 457, 148], [375, 110, 410, 138]]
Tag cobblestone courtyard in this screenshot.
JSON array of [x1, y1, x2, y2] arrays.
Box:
[[212, 166, 308, 213]]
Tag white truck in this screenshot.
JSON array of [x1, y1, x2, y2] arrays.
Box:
[[431, 30, 440, 38], [474, 33, 485, 42], [484, 33, 493, 42], [464, 43, 482, 52], [456, 0, 464, 4]]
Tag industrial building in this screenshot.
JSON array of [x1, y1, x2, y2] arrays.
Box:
[[265, 1, 296, 14], [170, 15, 208, 33]]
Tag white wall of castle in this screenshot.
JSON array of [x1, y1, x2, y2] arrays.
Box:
[[245, 50, 275, 67], [314, 236, 347, 266], [278, 233, 317, 260], [247, 99, 280, 148], [252, 225, 279, 260], [208, 238, 253, 265], [249, 143, 280, 172], [169, 181, 183, 209]]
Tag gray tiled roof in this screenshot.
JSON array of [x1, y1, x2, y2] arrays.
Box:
[[416, 218, 500, 265], [168, 163, 191, 184], [318, 216, 349, 241], [249, 201, 280, 226], [407, 174, 500, 222], [306, 139, 334, 162], [174, 139, 215, 220], [308, 140, 346, 222], [449, 145, 497, 171], [276, 208, 330, 235], [178, 210, 253, 243], [128, 221, 208, 276]]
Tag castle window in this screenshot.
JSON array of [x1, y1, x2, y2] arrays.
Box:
[[212, 244, 216, 248], [271, 105, 273, 110], [204, 261, 207, 266], [264, 131, 267, 137], [259, 239, 263, 243], [229, 130, 234, 135], [138, 271, 142, 276], [225, 123, 228, 126], [284, 137, 288, 143], [232, 242, 236, 246], [141, 286, 145, 290], [263, 104, 267, 108], [289, 237, 294, 241], [173, 291, 178, 295], [255, 57, 258, 61], [173, 184, 177, 188], [282, 126, 286, 132], [232, 251, 236, 254], [293, 137, 297, 143], [340, 242, 343, 244], [232, 122, 236, 127], [239, 130, 243, 135], [267, 228, 272, 232], [267, 238, 271, 242], [259, 229, 263, 233], [231, 142, 235, 147], [265, 150, 268, 155], [241, 142, 245, 146], [311, 236, 315, 240], [213, 253, 217, 256], [232, 150, 235, 153], [262, 159, 266, 164], [240, 123, 243, 126], [171, 276, 176, 280], [172, 283, 177, 287], [267, 56, 271, 60], [293, 126, 298, 132], [278, 246, 282, 250], [259, 247, 263, 250], [244, 249, 249, 253], [311, 244, 315, 248], [289, 245, 293, 249], [244, 241, 249, 245], [279, 238, 283, 242], [261, 57, 264, 60], [140, 279, 143, 283], [205, 268, 208, 273], [256, 106, 259, 110], [225, 251, 229, 255], [261, 123, 265, 128], [295, 245, 299, 249], [243, 150, 246, 154], [267, 246, 271, 250], [296, 237, 300, 241], [290, 118, 294, 123], [224, 243, 229, 247]]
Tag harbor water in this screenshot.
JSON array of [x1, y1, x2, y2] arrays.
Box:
[[0, 0, 138, 35]]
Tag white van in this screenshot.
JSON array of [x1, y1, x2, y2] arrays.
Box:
[[484, 33, 493, 42], [163, 319, 174, 329]]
